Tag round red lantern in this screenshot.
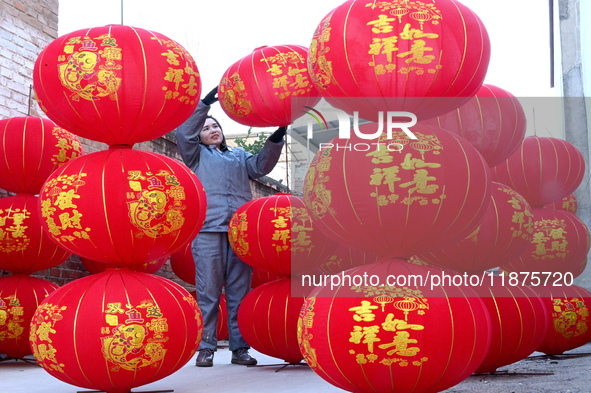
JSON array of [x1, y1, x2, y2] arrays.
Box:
[[291, 196, 339, 275], [81, 255, 168, 274], [218, 45, 320, 127], [422, 84, 526, 167], [500, 208, 590, 279], [472, 276, 548, 373], [491, 136, 585, 207], [418, 182, 534, 273], [170, 241, 195, 285], [34, 25, 201, 146], [303, 123, 492, 258], [38, 148, 207, 268], [228, 193, 292, 276], [308, 0, 490, 120], [0, 274, 57, 358], [298, 258, 491, 393], [29, 269, 202, 393], [0, 116, 83, 194], [239, 278, 304, 364], [545, 193, 578, 214], [0, 194, 71, 274], [532, 284, 591, 355]]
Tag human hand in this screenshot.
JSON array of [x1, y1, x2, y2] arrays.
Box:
[[269, 126, 287, 143], [202, 86, 219, 106]]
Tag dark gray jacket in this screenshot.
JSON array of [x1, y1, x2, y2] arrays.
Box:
[[176, 101, 284, 232]]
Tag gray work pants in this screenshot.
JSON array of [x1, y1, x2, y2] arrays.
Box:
[[192, 232, 252, 351]]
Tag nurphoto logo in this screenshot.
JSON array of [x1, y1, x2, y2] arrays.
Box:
[[298, 102, 419, 152]]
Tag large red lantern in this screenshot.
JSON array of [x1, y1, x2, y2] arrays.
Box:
[[532, 284, 591, 355], [34, 25, 200, 146], [81, 255, 168, 274], [491, 136, 585, 207], [0, 274, 57, 358], [29, 269, 202, 393], [238, 278, 304, 364], [170, 241, 195, 285], [422, 84, 526, 167], [298, 258, 491, 393], [308, 0, 490, 120], [303, 123, 492, 258], [418, 182, 534, 273], [38, 148, 207, 268], [500, 208, 590, 279], [218, 45, 320, 127], [472, 277, 548, 373], [228, 193, 292, 276], [0, 116, 83, 194], [0, 194, 71, 274]]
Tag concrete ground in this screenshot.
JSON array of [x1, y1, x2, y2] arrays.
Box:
[[1, 342, 591, 393]]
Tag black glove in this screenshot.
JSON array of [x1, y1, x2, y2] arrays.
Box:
[[202, 86, 218, 106], [269, 126, 287, 143]]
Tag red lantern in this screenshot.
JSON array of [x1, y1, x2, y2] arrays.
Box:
[[170, 241, 195, 285], [308, 0, 490, 120], [38, 148, 207, 268], [500, 208, 590, 279], [34, 25, 200, 146], [0, 116, 83, 194], [29, 269, 202, 393], [298, 258, 491, 393], [472, 276, 548, 373], [545, 193, 578, 214], [532, 284, 591, 355], [418, 182, 534, 273], [491, 136, 585, 207], [0, 194, 71, 274], [422, 84, 526, 167], [218, 45, 320, 127], [291, 196, 339, 275], [228, 193, 291, 276], [81, 255, 168, 274], [0, 274, 57, 358], [303, 123, 492, 258], [239, 278, 304, 364]]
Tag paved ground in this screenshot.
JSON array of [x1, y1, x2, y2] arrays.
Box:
[[1, 342, 591, 392]]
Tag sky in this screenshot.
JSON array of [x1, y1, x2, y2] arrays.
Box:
[[56, 0, 558, 137]]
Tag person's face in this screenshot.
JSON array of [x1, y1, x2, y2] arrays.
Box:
[[201, 118, 223, 148]]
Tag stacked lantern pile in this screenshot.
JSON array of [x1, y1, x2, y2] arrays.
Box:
[[300, 120, 495, 389], [290, 0, 588, 390], [27, 25, 207, 393], [0, 116, 82, 359], [488, 135, 591, 355]]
